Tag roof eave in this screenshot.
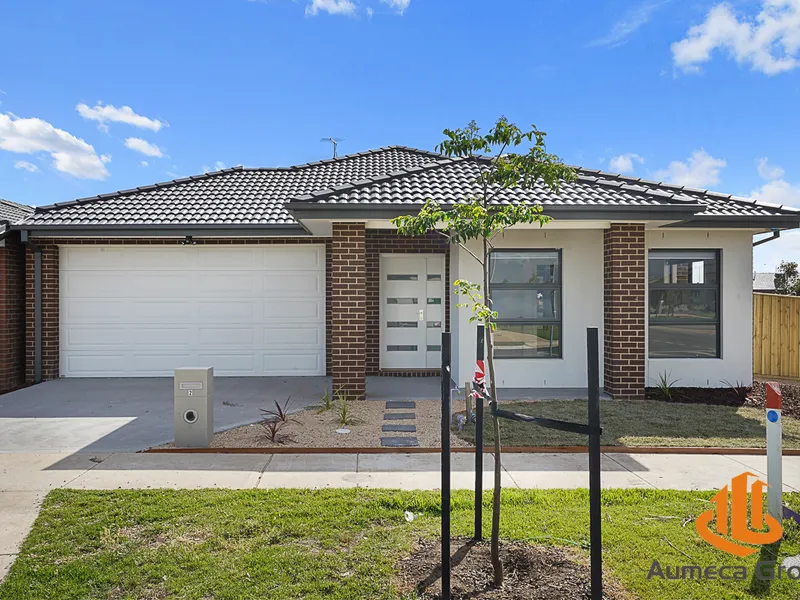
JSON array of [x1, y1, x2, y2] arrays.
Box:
[[286, 203, 705, 222], [663, 215, 800, 229], [16, 223, 312, 238]]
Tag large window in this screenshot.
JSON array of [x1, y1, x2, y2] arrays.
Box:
[[648, 250, 720, 358], [489, 250, 562, 358]]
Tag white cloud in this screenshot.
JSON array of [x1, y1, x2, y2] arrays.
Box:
[[655, 149, 727, 187], [755, 230, 800, 271], [76, 102, 165, 132], [140, 160, 149, 167], [124, 137, 164, 157], [751, 178, 800, 206], [366, 6, 374, 17], [672, 0, 800, 75], [0, 113, 109, 180], [757, 156, 785, 180], [590, 0, 671, 47], [609, 152, 644, 174], [14, 160, 38, 172], [202, 161, 227, 173], [381, 0, 410, 15], [305, 0, 355, 16]]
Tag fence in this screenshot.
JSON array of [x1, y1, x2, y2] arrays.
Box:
[[753, 292, 800, 379]]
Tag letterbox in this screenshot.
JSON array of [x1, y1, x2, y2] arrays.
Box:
[[173, 367, 214, 448]]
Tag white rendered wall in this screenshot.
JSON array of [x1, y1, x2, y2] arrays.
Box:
[[451, 228, 605, 389], [646, 229, 754, 387]]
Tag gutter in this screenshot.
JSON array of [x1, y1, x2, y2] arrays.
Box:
[[753, 229, 781, 247], [20, 231, 42, 383]]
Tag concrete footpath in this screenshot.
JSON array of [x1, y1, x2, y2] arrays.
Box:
[[1, 451, 799, 580]]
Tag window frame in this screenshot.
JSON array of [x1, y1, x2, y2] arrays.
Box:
[[647, 249, 722, 359], [489, 248, 563, 360]]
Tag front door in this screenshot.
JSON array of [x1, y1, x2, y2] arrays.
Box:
[[380, 254, 446, 369]]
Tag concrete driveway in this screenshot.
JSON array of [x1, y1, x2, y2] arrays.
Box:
[[0, 377, 330, 453]]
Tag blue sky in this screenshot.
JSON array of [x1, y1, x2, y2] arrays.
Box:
[[1, 0, 799, 269]]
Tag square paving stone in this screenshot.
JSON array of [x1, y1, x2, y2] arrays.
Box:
[[382, 424, 417, 433], [380, 437, 420, 448], [385, 401, 416, 409], [384, 413, 416, 420]]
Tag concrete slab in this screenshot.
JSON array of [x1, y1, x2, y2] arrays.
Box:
[[0, 453, 111, 492], [380, 437, 419, 447], [65, 453, 270, 490], [384, 413, 415, 420], [723, 454, 800, 492], [259, 453, 358, 489], [502, 453, 653, 489], [382, 424, 416, 433], [264, 453, 358, 473], [0, 377, 330, 453], [606, 453, 753, 491], [0, 492, 44, 555], [0, 555, 16, 583], [385, 401, 416, 409]]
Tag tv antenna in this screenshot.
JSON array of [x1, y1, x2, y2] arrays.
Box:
[[321, 137, 344, 158]]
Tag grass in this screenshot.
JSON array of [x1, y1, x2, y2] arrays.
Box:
[[457, 400, 800, 449], [1, 489, 799, 599]]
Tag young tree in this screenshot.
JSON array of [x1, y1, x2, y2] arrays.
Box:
[[775, 260, 800, 296], [392, 118, 575, 587]]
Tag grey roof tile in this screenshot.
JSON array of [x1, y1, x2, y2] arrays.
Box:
[[15, 147, 800, 229], [0, 199, 34, 235]]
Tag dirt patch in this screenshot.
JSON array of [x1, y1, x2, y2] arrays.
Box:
[[155, 399, 470, 449], [645, 380, 800, 419], [396, 538, 630, 600]]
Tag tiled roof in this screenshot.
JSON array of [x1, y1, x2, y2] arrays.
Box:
[[21, 147, 442, 228], [291, 157, 800, 220], [753, 272, 777, 291], [15, 147, 800, 230], [0, 199, 33, 236]]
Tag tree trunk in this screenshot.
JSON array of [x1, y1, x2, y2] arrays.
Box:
[[484, 237, 504, 588]]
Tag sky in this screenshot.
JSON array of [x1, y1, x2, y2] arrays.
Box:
[[1, 0, 799, 270]]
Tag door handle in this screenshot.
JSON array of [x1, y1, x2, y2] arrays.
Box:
[[419, 309, 424, 321]]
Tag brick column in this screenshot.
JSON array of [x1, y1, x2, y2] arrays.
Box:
[[25, 241, 59, 383], [0, 235, 26, 393], [603, 224, 646, 399], [331, 223, 366, 397]]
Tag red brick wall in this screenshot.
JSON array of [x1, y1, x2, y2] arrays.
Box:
[[0, 234, 26, 393], [331, 223, 366, 396], [365, 230, 450, 376], [603, 224, 646, 399], [25, 237, 332, 383]]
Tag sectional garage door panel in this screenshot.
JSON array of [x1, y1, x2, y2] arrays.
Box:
[[60, 245, 326, 377]]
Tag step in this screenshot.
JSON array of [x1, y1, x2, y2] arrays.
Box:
[[382, 424, 417, 433], [385, 401, 416, 409], [380, 436, 420, 448], [383, 412, 416, 421]]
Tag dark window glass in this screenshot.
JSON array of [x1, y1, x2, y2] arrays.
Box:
[[387, 274, 418, 281], [494, 325, 561, 358], [387, 345, 418, 352], [489, 250, 561, 359], [387, 298, 418, 305], [648, 250, 720, 358], [649, 324, 718, 358], [387, 321, 418, 328]]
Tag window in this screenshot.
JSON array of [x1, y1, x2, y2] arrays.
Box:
[[648, 250, 720, 358], [489, 250, 561, 358]]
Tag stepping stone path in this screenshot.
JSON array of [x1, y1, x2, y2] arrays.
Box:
[[381, 401, 418, 447]]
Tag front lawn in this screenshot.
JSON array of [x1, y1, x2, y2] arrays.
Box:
[[457, 400, 800, 449], [2, 488, 799, 599]]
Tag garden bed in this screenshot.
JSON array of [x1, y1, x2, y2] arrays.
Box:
[[645, 378, 800, 419], [156, 399, 470, 449]]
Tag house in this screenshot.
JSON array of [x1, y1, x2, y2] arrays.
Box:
[[3, 147, 799, 400], [753, 272, 777, 293], [0, 199, 34, 393]]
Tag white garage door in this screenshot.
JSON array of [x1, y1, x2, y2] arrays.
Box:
[[60, 245, 326, 377]]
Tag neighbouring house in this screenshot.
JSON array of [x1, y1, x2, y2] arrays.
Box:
[[753, 272, 777, 293], [3, 147, 799, 400], [0, 199, 34, 393]]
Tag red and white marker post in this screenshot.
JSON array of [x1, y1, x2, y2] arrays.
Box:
[[765, 382, 783, 522]]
